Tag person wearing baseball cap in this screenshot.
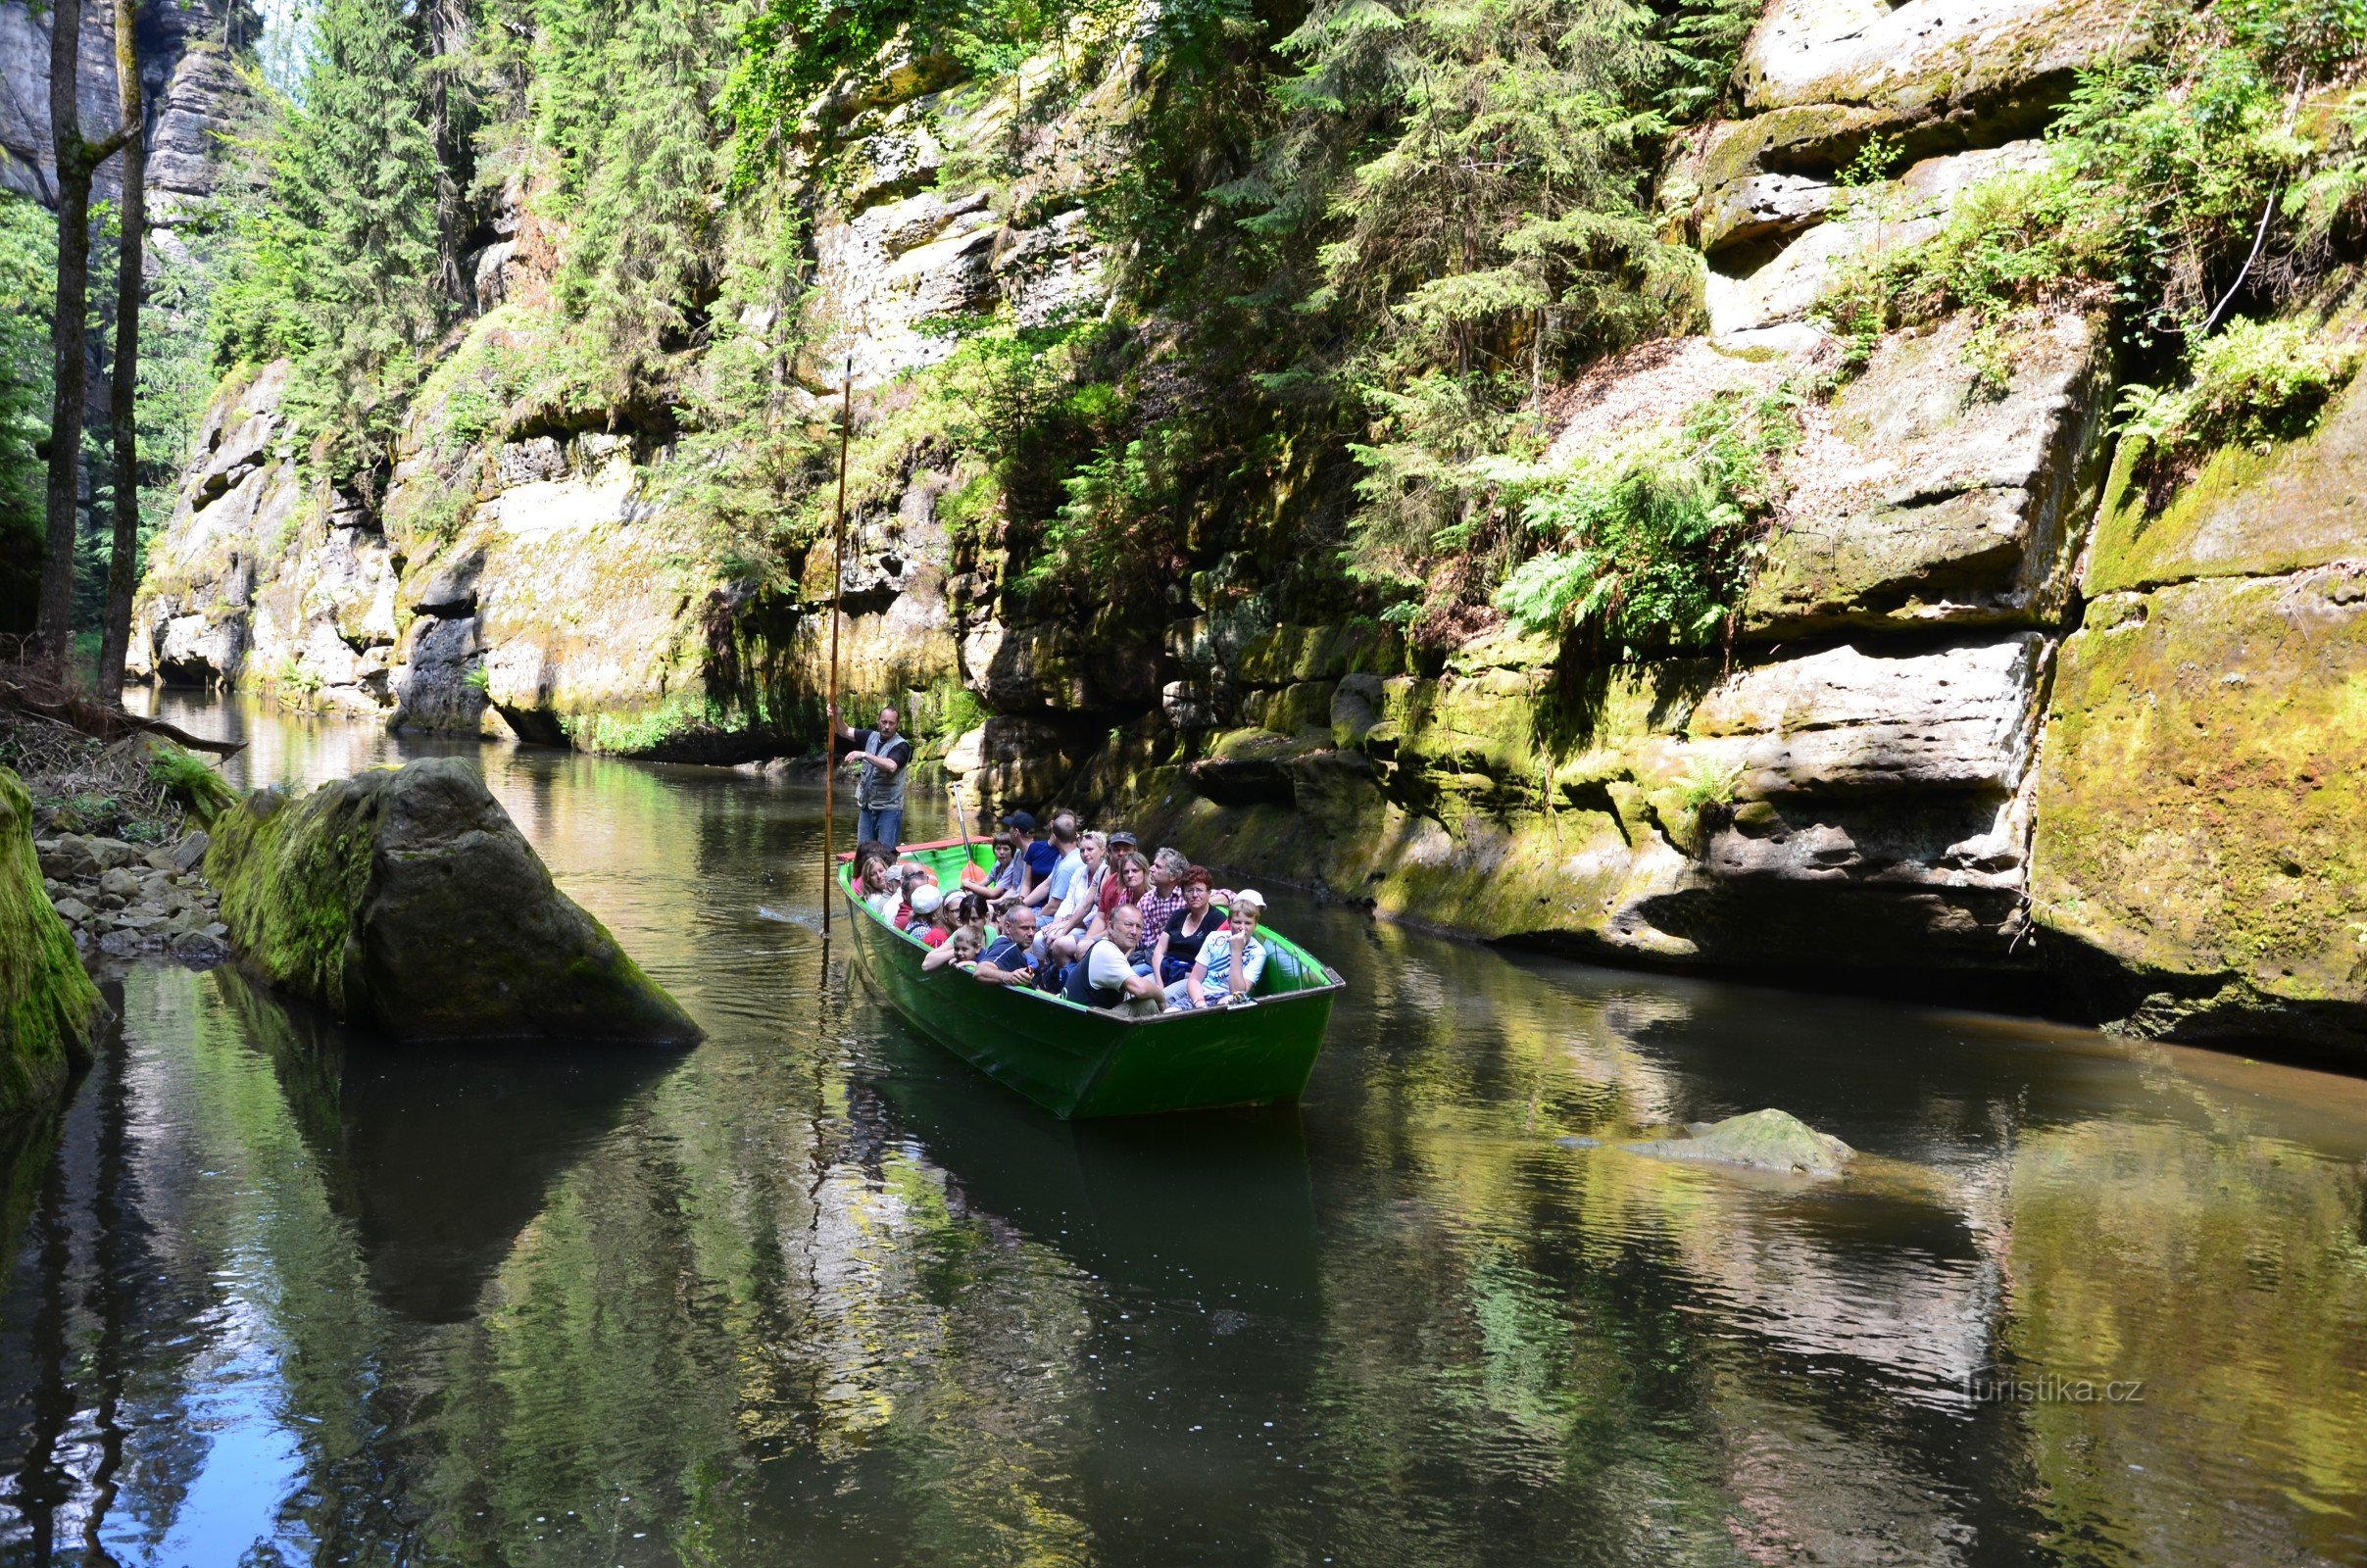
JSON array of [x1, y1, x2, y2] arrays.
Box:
[[1164, 888, 1267, 1009], [996, 810, 1060, 912]]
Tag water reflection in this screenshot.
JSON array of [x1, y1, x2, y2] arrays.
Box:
[[0, 694, 2358, 1564]]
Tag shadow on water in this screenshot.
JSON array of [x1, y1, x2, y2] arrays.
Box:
[[213, 968, 681, 1323], [857, 1017, 1323, 1320]]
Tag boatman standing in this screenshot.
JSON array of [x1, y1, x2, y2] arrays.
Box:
[[827, 703, 913, 851]]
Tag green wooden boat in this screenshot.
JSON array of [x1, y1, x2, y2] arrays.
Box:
[[837, 839, 1342, 1118]]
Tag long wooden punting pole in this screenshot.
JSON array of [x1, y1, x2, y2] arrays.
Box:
[[823, 354, 853, 935]]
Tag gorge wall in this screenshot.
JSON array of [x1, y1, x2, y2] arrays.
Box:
[[129, 0, 2367, 1055], [1, 0, 256, 261]]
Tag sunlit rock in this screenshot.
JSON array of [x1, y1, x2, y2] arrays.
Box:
[[1623, 1108, 1854, 1175]]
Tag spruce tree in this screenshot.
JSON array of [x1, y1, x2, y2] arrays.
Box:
[[214, 0, 445, 484], [547, 0, 732, 399], [35, 0, 136, 675]]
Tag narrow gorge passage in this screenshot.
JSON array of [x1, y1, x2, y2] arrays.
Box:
[[0, 696, 2362, 1566]]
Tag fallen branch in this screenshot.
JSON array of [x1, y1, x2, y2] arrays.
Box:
[[0, 679, 246, 756]]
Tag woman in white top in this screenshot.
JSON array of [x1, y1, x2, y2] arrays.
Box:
[[1043, 830, 1110, 967]]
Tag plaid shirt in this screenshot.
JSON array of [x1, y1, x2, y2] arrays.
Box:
[[1136, 886, 1188, 947]]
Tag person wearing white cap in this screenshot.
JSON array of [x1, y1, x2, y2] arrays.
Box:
[[1163, 889, 1267, 1010], [901, 878, 943, 935]]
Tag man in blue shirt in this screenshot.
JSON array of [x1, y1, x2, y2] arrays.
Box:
[[994, 811, 1057, 912], [974, 906, 1039, 985], [1023, 812, 1081, 912]]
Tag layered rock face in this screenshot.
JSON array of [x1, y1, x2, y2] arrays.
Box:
[[1030, 0, 2132, 980], [123, 40, 1134, 757], [0, 0, 257, 247], [207, 758, 701, 1043], [2032, 384, 2367, 1051], [1019, 0, 2364, 1049]]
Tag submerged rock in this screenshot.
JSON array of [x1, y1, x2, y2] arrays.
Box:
[[207, 758, 700, 1044], [1623, 1108, 1854, 1176], [0, 770, 107, 1125]]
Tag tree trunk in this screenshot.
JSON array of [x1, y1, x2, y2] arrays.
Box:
[[38, 0, 94, 679], [427, 0, 468, 306], [96, 0, 145, 701]]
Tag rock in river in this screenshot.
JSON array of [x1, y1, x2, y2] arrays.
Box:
[[207, 758, 701, 1044], [1623, 1108, 1854, 1176]]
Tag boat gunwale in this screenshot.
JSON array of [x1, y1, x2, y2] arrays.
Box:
[[835, 838, 1347, 1028]]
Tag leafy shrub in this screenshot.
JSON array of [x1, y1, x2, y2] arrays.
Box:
[[1492, 388, 1798, 659], [1678, 755, 1743, 809], [2115, 316, 2361, 466]]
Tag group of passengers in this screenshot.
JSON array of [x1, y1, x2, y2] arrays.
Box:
[[848, 809, 1268, 1016]]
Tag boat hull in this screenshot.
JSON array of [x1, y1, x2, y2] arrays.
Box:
[[838, 846, 1338, 1118]]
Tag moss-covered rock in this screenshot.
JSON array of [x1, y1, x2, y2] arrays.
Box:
[[1623, 1108, 1854, 1175], [2084, 377, 2367, 595], [2033, 568, 2367, 1047], [207, 758, 701, 1044], [0, 768, 106, 1126]]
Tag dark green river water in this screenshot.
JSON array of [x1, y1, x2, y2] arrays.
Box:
[[3, 695, 2364, 1566]]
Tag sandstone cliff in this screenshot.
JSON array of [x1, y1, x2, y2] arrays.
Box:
[[0, 0, 257, 252], [130, 0, 2367, 1054]]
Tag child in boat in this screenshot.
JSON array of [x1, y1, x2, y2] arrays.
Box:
[[921, 923, 984, 972], [902, 880, 944, 935], [1163, 890, 1267, 1009]]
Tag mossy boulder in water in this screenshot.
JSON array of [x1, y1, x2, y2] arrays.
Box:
[[206, 758, 700, 1044], [0, 768, 106, 1124], [1624, 1108, 1854, 1176]]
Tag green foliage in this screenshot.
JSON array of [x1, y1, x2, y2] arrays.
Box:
[[143, 740, 240, 826], [274, 657, 325, 695], [1236, 0, 1702, 612], [1654, 0, 1763, 122], [1492, 387, 1798, 659], [1677, 755, 1743, 809], [1826, 0, 2367, 399], [543, 0, 737, 399], [2115, 315, 2361, 460], [213, 0, 447, 485], [0, 194, 54, 631], [905, 674, 987, 745]]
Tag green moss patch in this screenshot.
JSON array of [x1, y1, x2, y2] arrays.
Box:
[[2033, 570, 2367, 1022], [208, 758, 701, 1043], [0, 768, 105, 1125]]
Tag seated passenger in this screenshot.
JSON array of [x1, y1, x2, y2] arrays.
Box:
[[1137, 849, 1188, 955], [974, 906, 1039, 985], [996, 811, 1054, 910], [1042, 830, 1110, 967], [982, 835, 1021, 901], [1164, 890, 1268, 1009], [1062, 903, 1164, 1013], [1150, 866, 1220, 985], [921, 923, 984, 972], [1023, 813, 1083, 913], [902, 880, 943, 935], [919, 892, 962, 948], [856, 855, 898, 921]]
